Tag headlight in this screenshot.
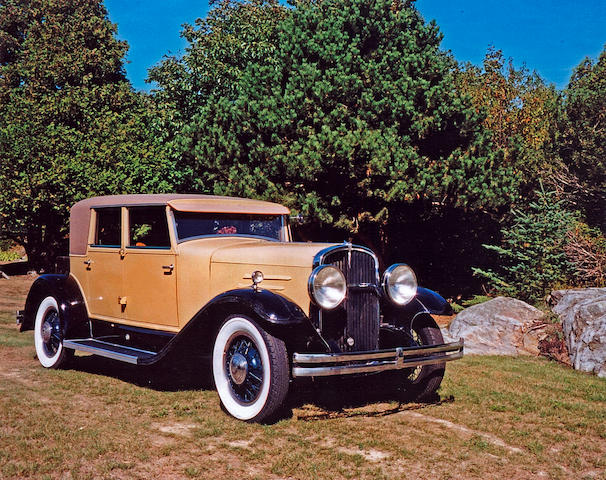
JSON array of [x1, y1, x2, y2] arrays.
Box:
[[308, 265, 346, 310], [382, 264, 417, 305]]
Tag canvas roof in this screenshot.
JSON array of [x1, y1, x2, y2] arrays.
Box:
[[69, 194, 290, 255]]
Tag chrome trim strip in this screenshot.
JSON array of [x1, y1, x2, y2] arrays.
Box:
[[291, 339, 464, 377], [313, 242, 381, 285]]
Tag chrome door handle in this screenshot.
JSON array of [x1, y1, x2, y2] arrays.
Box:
[[84, 259, 92, 268], [162, 264, 174, 273]]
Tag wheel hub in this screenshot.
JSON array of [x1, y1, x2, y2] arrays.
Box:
[[41, 321, 52, 343], [229, 352, 249, 385]]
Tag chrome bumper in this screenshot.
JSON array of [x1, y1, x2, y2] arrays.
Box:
[[292, 339, 464, 378]]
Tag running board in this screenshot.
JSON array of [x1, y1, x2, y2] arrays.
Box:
[[63, 338, 157, 365]]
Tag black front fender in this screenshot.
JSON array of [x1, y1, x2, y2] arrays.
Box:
[[202, 288, 309, 328], [146, 288, 325, 365], [21, 274, 89, 338], [383, 286, 452, 327]]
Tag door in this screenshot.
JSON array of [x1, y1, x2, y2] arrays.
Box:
[[122, 206, 178, 327], [86, 207, 124, 320]]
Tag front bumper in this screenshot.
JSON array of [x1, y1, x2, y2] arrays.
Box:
[[292, 339, 464, 377]]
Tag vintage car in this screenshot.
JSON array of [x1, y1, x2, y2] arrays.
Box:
[[18, 194, 463, 422]]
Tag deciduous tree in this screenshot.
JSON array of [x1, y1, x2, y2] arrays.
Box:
[[455, 48, 563, 199], [0, 0, 174, 270], [561, 46, 606, 231]]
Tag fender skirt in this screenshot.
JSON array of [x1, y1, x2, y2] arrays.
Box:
[[21, 274, 89, 338]]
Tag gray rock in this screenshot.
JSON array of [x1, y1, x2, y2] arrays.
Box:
[[550, 288, 606, 378], [448, 297, 546, 355]]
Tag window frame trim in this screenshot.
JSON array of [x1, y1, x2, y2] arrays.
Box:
[[125, 205, 175, 251], [89, 206, 123, 249]]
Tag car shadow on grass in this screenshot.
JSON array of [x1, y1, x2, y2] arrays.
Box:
[[70, 352, 214, 392], [287, 376, 454, 420], [68, 353, 453, 422]]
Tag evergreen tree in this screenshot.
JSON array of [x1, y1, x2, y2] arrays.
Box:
[[152, 0, 518, 261], [473, 187, 578, 302]]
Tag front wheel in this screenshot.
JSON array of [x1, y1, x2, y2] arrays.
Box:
[[212, 315, 289, 422], [34, 296, 72, 369], [399, 315, 446, 402]]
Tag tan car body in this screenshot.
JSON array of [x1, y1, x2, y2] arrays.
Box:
[[20, 193, 463, 422], [68, 195, 330, 332]]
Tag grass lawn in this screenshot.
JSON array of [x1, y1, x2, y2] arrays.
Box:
[[1, 276, 605, 479]]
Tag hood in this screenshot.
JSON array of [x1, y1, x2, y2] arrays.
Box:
[[210, 240, 336, 268]]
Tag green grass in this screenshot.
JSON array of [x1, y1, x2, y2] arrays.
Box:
[[1, 281, 605, 479]]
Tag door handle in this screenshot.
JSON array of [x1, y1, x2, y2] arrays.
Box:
[[84, 259, 92, 269], [162, 264, 174, 273]]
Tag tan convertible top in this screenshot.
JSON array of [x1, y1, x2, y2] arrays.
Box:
[[69, 194, 290, 255]]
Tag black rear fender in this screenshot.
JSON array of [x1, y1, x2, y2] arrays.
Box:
[[21, 274, 89, 338]]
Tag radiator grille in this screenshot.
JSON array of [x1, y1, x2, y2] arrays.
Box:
[[320, 247, 380, 352]]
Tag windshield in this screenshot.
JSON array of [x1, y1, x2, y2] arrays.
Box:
[[174, 212, 285, 242]]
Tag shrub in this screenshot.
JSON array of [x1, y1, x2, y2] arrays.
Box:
[[565, 223, 606, 287], [0, 250, 21, 262], [472, 188, 578, 302]]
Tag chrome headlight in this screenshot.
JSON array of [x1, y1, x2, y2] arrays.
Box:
[[308, 265, 346, 310], [382, 264, 417, 305]]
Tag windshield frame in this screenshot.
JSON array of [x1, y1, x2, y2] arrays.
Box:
[[169, 210, 291, 243]]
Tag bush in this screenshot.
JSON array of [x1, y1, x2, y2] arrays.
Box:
[[0, 250, 21, 262], [472, 188, 578, 302], [565, 223, 606, 287]]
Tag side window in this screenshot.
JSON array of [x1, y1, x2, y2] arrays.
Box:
[[128, 207, 171, 249], [93, 208, 121, 247]]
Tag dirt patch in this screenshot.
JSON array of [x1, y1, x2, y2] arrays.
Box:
[[433, 314, 455, 328], [0, 274, 35, 314], [404, 411, 523, 454], [337, 447, 390, 462], [227, 439, 253, 449], [155, 422, 198, 437]]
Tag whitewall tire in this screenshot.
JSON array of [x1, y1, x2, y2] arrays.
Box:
[[34, 296, 70, 369], [212, 315, 289, 422]]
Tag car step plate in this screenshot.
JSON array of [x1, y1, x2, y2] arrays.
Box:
[[63, 338, 157, 365]]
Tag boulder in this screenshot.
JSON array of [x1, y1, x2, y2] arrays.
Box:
[[446, 297, 547, 355], [550, 288, 606, 378]]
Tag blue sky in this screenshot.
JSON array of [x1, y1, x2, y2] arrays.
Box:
[[104, 0, 606, 91]]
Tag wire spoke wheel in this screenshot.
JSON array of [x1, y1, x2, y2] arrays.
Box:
[[391, 314, 446, 402], [34, 296, 71, 369], [224, 335, 264, 405], [213, 315, 289, 422], [407, 328, 423, 381]]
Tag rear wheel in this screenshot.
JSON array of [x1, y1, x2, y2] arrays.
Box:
[[400, 315, 445, 401], [34, 296, 72, 369], [212, 315, 289, 422]]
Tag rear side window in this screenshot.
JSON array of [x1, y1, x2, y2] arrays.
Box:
[[128, 207, 171, 248], [93, 208, 121, 247]]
